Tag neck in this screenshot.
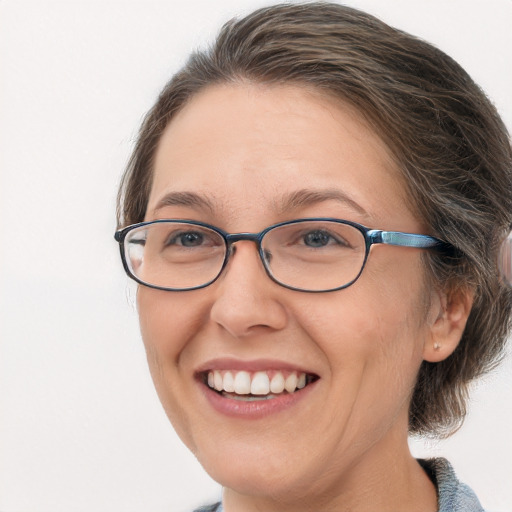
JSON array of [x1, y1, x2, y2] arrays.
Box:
[[222, 433, 437, 512]]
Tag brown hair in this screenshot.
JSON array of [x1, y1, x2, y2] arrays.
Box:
[[117, 2, 512, 437]]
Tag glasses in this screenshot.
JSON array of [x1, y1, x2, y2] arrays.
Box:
[[114, 218, 454, 293]]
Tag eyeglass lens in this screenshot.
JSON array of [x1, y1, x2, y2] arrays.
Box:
[[123, 220, 367, 291]]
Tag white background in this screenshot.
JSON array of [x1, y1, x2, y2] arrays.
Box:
[[0, 1, 511, 511]]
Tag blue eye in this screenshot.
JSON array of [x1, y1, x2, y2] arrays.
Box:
[[174, 231, 204, 247], [164, 229, 223, 250], [303, 230, 333, 247]]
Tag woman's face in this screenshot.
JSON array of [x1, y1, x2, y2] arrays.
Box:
[[138, 84, 438, 500]]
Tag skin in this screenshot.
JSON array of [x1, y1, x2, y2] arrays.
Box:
[[137, 83, 472, 512]]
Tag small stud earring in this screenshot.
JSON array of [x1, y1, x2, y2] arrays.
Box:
[[434, 342, 442, 351]]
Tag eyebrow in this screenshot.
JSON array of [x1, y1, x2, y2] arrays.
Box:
[[151, 188, 370, 220], [278, 189, 370, 219], [153, 191, 215, 215]]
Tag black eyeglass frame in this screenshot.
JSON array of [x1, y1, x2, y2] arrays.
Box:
[[114, 218, 456, 293]]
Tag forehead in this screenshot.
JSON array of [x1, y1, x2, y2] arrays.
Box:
[[148, 83, 417, 230]]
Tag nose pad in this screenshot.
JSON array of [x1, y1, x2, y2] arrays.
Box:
[[209, 241, 287, 337], [220, 240, 269, 285], [262, 247, 272, 265], [225, 243, 271, 266], [227, 243, 237, 258], [224, 240, 270, 278]]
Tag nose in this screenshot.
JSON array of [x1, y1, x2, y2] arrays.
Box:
[[209, 241, 288, 338]]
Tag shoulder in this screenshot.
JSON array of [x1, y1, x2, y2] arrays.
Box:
[[419, 458, 487, 512], [192, 503, 222, 512]]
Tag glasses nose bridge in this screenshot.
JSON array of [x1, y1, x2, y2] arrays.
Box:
[[224, 231, 266, 263], [225, 231, 263, 250]]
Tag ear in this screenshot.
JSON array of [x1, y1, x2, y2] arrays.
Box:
[[423, 286, 474, 363]]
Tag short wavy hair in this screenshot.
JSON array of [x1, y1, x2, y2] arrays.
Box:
[[117, 2, 512, 437]]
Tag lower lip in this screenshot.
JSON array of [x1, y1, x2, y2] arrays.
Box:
[[200, 380, 318, 419]]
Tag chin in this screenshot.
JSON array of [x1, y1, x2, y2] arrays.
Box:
[[206, 459, 307, 500], [193, 434, 323, 501]]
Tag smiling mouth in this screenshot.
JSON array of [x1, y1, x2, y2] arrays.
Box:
[[202, 369, 319, 401]]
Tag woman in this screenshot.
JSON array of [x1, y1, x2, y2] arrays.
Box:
[[115, 3, 512, 511]]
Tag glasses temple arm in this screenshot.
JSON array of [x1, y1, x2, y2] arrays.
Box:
[[367, 229, 449, 249]]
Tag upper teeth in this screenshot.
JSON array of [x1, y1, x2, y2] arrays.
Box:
[[207, 370, 307, 395]]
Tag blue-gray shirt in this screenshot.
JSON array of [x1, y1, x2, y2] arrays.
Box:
[[193, 458, 485, 512]]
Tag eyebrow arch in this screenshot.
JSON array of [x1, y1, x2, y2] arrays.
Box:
[[278, 189, 370, 219], [151, 188, 370, 220], [152, 191, 215, 215]]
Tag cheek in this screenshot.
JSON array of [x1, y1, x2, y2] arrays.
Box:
[[299, 254, 429, 393], [137, 288, 206, 359], [136, 288, 208, 447]]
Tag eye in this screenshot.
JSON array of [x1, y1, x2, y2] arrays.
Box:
[[303, 230, 336, 248], [272, 223, 356, 252], [171, 231, 205, 247], [163, 227, 223, 250]]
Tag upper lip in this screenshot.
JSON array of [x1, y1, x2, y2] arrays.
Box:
[[195, 357, 318, 376]]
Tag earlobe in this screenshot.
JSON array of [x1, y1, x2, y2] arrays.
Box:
[[423, 287, 474, 363]]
